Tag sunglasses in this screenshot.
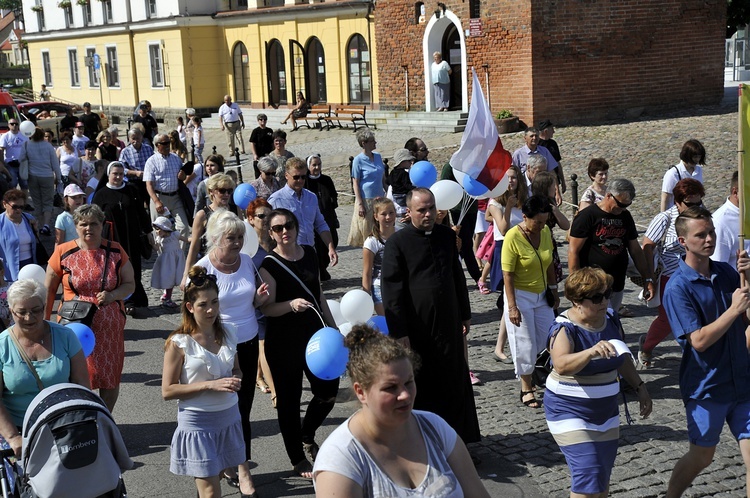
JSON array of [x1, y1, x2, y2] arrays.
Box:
[[270, 221, 296, 233], [681, 200, 703, 208], [156, 141, 170, 146], [8, 123, 17, 126], [611, 195, 632, 209], [584, 288, 613, 305], [216, 188, 233, 195], [289, 174, 305, 180], [254, 213, 267, 219], [190, 273, 217, 287], [8, 204, 24, 210]]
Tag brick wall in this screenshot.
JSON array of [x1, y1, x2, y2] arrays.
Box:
[[374, 0, 726, 125]]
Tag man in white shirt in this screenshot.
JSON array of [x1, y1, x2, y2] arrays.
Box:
[[711, 171, 750, 269], [0, 119, 27, 191], [218, 95, 245, 156]]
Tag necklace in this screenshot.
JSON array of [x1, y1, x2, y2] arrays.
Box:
[[215, 252, 239, 269]]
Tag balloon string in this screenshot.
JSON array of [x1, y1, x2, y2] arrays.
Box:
[[309, 306, 328, 329], [456, 194, 476, 226]]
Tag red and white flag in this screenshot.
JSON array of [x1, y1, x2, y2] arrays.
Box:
[[450, 68, 512, 191]]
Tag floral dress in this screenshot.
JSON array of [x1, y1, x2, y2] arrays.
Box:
[[49, 240, 128, 390]]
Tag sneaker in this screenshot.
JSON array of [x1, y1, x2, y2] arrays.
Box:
[[39, 225, 51, 236], [469, 371, 482, 386], [638, 334, 652, 368]]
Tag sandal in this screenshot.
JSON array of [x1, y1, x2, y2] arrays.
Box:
[[271, 395, 277, 409], [520, 390, 541, 409], [618, 305, 635, 318], [256, 380, 271, 393], [638, 334, 652, 368], [222, 472, 239, 488], [124, 303, 135, 316], [303, 441, 320, 462], [292, 459, 313, 479], [477, 281, 490, 295]]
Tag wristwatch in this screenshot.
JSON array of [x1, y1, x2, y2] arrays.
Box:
[[644, 278, 654, 283]]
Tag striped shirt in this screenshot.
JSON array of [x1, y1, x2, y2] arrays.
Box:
[[644, 205, 683, 277]]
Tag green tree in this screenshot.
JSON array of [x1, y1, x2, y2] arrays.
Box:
[[728, 0, 750, 37], [0, 0, 22, 12]]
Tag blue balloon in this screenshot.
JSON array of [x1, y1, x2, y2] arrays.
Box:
[[66, 322, 96, 357], [306, 327, 349, 380], [462, 175, 489, 197], [233, 183, 257, 210], [86, 192, 94, 205], [409, 161, 437, 188], [367, 316, 389, 335]]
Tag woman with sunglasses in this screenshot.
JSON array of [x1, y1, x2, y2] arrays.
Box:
[[545, 267, 651, 498], [245, 199, 276, 407], [182, 174, 235, 290], [250, 156, 282, 200], [0, 189, 41, 282], [162, 265, 246, 498], [194, 209, 269, 497], [259, 208, 338, 479], [502, 195, 558, 409], [638, 178, 705, 368]]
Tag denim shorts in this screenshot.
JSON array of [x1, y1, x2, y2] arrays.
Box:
[[372, 283, 383, 305], [686, 397, 750, 447]]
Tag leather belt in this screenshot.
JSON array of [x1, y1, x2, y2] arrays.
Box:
[[155, 190, 177, 196]]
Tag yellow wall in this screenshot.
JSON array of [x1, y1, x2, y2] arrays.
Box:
[[223, 13, 377, 108], [28, 34, 138, 109]]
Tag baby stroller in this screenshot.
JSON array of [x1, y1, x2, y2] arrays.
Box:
[[11, 383, 133, 498]]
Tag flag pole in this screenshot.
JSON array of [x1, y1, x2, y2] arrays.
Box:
[[739, 84, 747, 288]]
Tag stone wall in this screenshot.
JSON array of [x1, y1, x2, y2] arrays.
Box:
[[374, 0, 726, 125]]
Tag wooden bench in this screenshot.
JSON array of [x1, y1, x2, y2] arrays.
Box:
[[334, 105, 370, 131], [301, 104, 333, 131]]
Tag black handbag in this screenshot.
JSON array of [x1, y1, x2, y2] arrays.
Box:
[[58, 240, 110, 326], [24, 214, 49, 267], [544, 287, 556, 308], [532, 347, 552, 388]]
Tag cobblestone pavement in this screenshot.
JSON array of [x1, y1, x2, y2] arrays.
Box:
[[125, 99, 746, 496]]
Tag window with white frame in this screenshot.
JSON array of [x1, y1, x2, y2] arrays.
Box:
[[82, 2, 91, 26], [149, 44, 164, 88], [106, 46, 119, 87], [68, 49, 80, 87], [35, 4, 45, 31], [64, 5, 73, 28], [146, 0, 156, 18], [86, 48, 99, 87], [42, 51, 52, 86], [102, 0, 112, 24]]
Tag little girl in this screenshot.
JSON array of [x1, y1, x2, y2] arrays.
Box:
[[151, 216, 189, 308], [362, 198, 396, 316], [192, 116, 205, 164], [55, 184, 86, 245]]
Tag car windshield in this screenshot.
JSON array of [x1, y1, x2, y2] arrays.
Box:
[[0, 106, 21, 132]]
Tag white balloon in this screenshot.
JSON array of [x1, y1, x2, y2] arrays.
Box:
[[430, 180, 464, 210], [240, 221, 259, 257], [338, 322, 354, 337], [327, 300, 346, 327], [340, 289, 374, 324], [19, 121, 35, 137], [18, 264, 46, 285]]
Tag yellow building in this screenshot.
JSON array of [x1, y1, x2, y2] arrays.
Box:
[[22, 0, 377, 115]]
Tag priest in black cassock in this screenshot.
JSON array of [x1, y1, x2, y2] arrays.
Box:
[[381, 187, 481, 444]]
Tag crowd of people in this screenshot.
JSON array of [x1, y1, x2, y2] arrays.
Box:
[[0, 98, 746, 497]]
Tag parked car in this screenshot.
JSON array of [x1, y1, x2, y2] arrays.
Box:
[[18, 101, 109, 140], [0, 90, 22, 136]]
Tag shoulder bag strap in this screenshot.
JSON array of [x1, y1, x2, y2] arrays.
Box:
[[672, 164, 682, 181], [100, 239, 111, 292], [265, 254, 321, 310], [8, 328, 44, 391], [518, 226, 547, 288]]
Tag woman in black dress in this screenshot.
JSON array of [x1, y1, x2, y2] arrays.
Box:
[[92, 161, 152, 314], [258, 208, 338, 479]]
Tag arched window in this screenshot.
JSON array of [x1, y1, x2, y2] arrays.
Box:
[[232, 42, 251, 103], [346, 34, 370, 104], [305, 37, 327, 104], [266, 39, 286, 107]]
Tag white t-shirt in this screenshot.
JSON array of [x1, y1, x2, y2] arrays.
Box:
[[661, 161, 703, 210], [195, 253, 259, 343], [712, 198, 750, 269], [363, 236, 386, 285], [171, 324, 238, 412], [313, 410, 463, 498], [489, 199, 522, 241]]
